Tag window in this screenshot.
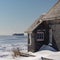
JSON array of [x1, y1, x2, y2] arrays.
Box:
[[37, 31, 44, 41]]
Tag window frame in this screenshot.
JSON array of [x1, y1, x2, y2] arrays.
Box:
[[36, 31, 44, 41]]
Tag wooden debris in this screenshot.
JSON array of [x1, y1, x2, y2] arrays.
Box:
[[41, 57, 54, 60], [12, 48, 35, 58]]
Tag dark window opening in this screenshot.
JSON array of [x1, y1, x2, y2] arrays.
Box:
[[37, 32, 44, 41]]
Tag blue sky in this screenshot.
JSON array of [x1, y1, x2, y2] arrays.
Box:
[[0, 0, 58, 35]]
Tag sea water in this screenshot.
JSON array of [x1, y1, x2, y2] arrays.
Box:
[[0, 35, 28, 52]]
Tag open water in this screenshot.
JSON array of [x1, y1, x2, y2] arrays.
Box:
[[0, 35, 28, 52]]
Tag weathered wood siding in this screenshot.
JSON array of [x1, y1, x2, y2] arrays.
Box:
[[28, 33, 36, 52], [33, 21, 49, 51], [52, 23, 60, 50]]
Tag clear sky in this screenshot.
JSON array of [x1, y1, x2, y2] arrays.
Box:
[[0, 0, 58, 35]]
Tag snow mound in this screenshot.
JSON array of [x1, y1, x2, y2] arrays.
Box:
[[0, 50, 60, 60], [39, 45, 56, 51]]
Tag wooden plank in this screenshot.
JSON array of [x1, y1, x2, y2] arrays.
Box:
[[41, 57, 53, 60]]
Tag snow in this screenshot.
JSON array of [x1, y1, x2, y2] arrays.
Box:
[[39, 45, 56, 51], [0, 45, 60, 60], [0, 50, 60, 60]]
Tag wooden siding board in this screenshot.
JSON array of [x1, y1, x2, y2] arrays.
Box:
[[28, 33, 36, 52], [33, 21, 49, 51], [52, 24, 60, 50]]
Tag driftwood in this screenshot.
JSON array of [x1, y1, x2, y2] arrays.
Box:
[[41, 57, 53, 60], [19, 53, 35, 57], [12, 48, 35, 58]]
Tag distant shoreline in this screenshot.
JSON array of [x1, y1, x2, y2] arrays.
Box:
[[13, 33, 24, 36]]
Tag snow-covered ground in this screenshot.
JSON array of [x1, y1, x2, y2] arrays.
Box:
[[0, 43, 60, 60], [0, 50, 60, 60], [0, 36, 60, 60]]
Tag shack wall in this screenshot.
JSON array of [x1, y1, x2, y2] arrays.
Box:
[[28, 33, 36, 52], [33, 21, 49, 51], [52, 24, 60, 50]]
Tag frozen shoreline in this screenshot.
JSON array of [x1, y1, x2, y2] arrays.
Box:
[[0, 50, 60, 60], [0, 44, 60, 60], [0, 36, 60, 60]]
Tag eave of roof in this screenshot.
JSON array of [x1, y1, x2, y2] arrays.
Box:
[[25, 15, 44, 33], [42, 1, 60, 20], [25, 0, 60, 33]]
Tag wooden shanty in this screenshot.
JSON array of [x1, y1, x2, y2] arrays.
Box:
[[25, 0, 60, 52]]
